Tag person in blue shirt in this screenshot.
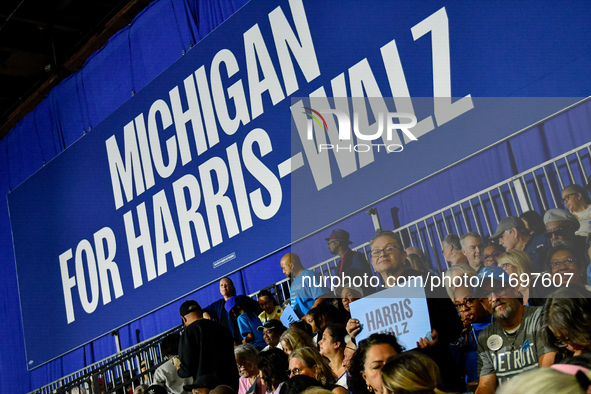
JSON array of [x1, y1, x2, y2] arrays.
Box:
[[226, 296, 267, 350], [280, 252, 329, 319], [450, 283, 493, 392], [202, 277, 260, 343]]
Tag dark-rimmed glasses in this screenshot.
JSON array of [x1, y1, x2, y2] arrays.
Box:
[[370, 245, 402, 258], [545, 228, 567, 239], [483, 251, 502, 261], [453, 298, 475, 310], [550, 258, 577, 269], [285, 368, 302, 377], [562, 193, 577, 204]]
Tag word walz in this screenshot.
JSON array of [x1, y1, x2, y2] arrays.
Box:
[[365, 298, 413, 335]]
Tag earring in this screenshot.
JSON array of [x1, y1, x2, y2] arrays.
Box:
[[367, 385, 374, 393]]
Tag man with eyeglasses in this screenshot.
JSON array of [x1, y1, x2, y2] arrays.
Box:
[[490, 216, 549, 272], [451, 284, 492, 389], [325, 229, 374, 294], [474, 266, 555, 394], [543, 208, 590, 268]]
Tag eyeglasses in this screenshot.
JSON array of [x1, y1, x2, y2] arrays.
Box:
[[562, 193, 577, 204], [550, 258, 577, 269], [483, 251, 502, 261], [285, 368, 302, 377], [370, 245, 402, 258], [499, 263, 513, 271], [544, 228, 567, 239], [453, 298, 475, 310], [553, 335, 570, 348]]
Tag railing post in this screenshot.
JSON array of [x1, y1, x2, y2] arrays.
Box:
[[111, 330, 121, 353], [366, 207, 382, 234]]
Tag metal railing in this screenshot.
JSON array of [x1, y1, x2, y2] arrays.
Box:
[[31, 325, 184, 394], [32, 141, 590, 394], [396, 141, 591, 272]]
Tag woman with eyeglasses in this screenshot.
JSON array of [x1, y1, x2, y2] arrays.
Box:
[[562, 184, 591, 237], [496, 250, 534, 305], [451, 283, 493, 390], [482, 243, 504, 267], [545, 245, 591, 293], [318, 324, 348, 389], [287, 347, 348, 394], [542, 287, 591, 360], [235, 344, 267, 394], [256, 348, 289, 394]]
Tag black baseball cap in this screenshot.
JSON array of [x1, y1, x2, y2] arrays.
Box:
[[257, 320, 286, 332], [180, 300, 201, 316]]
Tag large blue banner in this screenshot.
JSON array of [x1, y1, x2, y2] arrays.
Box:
[[7, 0, 591, 368]]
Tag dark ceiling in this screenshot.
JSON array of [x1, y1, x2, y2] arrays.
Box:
[[0, 0, 152, 140]]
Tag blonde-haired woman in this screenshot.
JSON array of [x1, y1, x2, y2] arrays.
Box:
[[496, 250, 534, 305], [496, 365, 591, 394], [380, 351, 445, 394], [279, 327, 314, 356], [288, 347, 348, 394]]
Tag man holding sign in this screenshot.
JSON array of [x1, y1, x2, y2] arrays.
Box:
[[348, 230, 463, 392]]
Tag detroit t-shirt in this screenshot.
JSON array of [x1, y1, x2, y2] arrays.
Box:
[[477, 306, 553, 385]]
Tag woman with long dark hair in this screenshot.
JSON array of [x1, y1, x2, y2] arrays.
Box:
[[257, 348, 289, 394], [348, 333, 404, 394], [318, 324, 348, 388]]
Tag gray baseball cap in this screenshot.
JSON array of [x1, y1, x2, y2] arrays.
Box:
[[490, 216, 525, 240], [543, 208, 580, 231]]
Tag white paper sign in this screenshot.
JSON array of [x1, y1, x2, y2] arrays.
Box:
[[349, 285, 431, 349], [280, 304, 300, 327]]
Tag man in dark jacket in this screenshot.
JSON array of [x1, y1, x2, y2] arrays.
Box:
[[177, 300, 239, 391], [326, 229, 375, 294]]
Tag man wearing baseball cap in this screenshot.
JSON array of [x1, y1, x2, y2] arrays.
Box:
[[326, 229, 374, 294], [176, 300, 239, 391], [474, 266, 555, 394], [543, 208, 590, 267], [489, 216, 549, 272], [256, 320, 287, 351]]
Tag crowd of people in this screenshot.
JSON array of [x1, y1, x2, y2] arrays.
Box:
[[136, 184, 591, 394]]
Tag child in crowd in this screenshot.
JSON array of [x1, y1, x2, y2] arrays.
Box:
[[226, 296, 267, 350]]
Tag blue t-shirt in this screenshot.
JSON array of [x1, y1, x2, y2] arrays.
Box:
[[290, 269, 327, 318], [237, 312, 266, 349], [450, 316, 493, 387]]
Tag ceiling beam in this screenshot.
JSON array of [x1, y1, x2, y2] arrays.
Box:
[[0, 0, 152, 141]]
